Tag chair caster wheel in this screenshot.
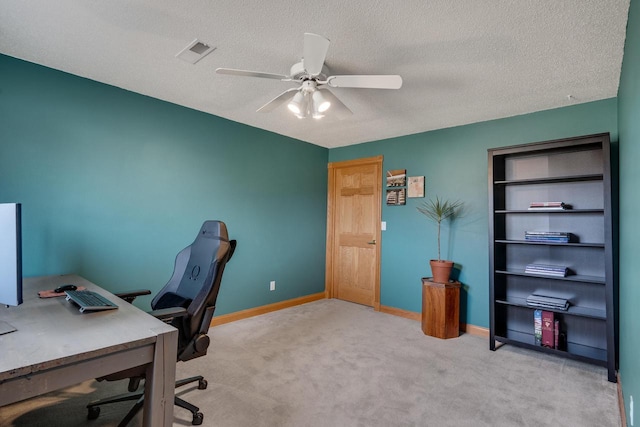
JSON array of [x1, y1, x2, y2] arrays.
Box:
[[87, 406, 100, 420], [198, 379, 208, 390], [192, 412, 204, 425]]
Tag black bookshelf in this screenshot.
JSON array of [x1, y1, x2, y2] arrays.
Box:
[[488, 133, 616, 382]]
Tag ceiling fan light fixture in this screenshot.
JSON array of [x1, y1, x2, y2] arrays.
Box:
[[287, 104, 301, 114], [287, 91, 305, 115], [318, 101, 331, 113], [312, 90, 331, 113]]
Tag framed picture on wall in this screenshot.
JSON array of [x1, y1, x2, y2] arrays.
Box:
[[407, 176, 425, 198], [386, 169, 406, 187], [386, 188, 406, 206]]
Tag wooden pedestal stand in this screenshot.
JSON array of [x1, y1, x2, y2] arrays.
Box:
[[422, 278, 461, 339]]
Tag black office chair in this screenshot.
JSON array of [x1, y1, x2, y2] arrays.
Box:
[[86, 220, 236, 426]]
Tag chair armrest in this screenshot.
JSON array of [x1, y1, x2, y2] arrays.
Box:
[[115, 289, 152, 304], [148, 307, 188, 321]]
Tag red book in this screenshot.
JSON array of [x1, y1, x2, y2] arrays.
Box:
[[541, 311, 554, 348]]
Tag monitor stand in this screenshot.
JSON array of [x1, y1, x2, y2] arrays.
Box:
[[0, 320, 17, 335]]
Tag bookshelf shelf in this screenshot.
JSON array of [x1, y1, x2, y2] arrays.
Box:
[[495, 269, 605, 284], [495, 239, 605, 248], [494, 335, 608, 365], [488, 133, 616, 382], [495, 209, 604, 214], [495, 298, 606, 320], [494, 173, 604, 186]]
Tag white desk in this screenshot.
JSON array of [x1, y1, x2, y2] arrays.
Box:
[[0, 274, 178, 426]]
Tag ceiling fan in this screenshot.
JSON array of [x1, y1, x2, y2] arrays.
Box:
[[216, 33, 403, 119]]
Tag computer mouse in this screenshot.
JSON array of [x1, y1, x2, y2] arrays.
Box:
[[54, 284, 77, 293]]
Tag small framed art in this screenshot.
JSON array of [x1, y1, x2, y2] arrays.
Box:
[[386, 169, 406, 187], [386, 188, 406, 206], [407, 176, 425, 198]]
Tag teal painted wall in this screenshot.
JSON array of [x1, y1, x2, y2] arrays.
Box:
[[0, 40, 627, 366], [329, 99, 618, 327], [0, 55, 329, 314], [618, 0, 640, 420]]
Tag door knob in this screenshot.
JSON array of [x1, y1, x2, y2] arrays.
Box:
[[367, 240, 376, 245]]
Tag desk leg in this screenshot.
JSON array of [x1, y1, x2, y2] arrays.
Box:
[[143, 327, 178, 427]]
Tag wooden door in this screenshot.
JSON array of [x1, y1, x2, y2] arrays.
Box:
[[326, 156, 382, 309]]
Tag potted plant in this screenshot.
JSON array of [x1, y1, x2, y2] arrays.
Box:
[[417, 196, 463, 283]]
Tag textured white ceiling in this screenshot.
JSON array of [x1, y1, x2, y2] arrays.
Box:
[[0, 1, 630, 148]]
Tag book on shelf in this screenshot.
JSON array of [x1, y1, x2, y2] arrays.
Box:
[[524, 263, 569, 277], [534, 310, 542, 346], [554, 319, 560, 349], [525, 231, 572, 236], [527, 201, 572, 211], [529, 201, 566, 208], [541, 311, 554, 348], [525, 237, 570, 243], [524, 231, 576, 243], [526, 294, 570, 311]]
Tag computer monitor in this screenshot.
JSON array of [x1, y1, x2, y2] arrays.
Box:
[[0, 203, 22, 307], [0, 203, 22, 334]]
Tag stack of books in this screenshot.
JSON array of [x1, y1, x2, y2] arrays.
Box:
[[524, 263, 569, 277], [524, 231, 576, 243], [534, 309, 563, 349], [526, 294, 570, 311], [528, 201, 572, 211]]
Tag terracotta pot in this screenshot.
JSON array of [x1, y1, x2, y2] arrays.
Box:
[[430, 260, 454, 283]]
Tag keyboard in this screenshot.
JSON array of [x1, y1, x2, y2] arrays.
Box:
[[65, 290, 118, 313]]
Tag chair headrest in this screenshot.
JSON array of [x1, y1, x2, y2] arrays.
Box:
[[197, 220, 229, 242]]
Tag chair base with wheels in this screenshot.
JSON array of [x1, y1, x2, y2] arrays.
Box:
[[87, 375, 208, 426]]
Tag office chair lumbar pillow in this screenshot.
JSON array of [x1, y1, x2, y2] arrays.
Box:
[[86, 220, 236, 426]]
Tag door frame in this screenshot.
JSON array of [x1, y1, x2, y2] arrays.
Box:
[[325, 155, 383, 310]]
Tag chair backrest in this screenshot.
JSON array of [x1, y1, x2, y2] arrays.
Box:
[[151, 220, 236, 361]]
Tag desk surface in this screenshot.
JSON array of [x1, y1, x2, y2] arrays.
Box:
[[0, 274, 177, 426]]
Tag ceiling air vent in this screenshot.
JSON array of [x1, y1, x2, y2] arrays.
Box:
[[176, 39, 216, 64]]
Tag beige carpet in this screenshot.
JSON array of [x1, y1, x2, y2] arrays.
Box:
[[0, 299, 621, 426]]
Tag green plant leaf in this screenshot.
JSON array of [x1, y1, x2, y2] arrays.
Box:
[[417, 195, 463, 261]]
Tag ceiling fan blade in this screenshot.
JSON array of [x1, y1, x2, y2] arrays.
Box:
[[256, 88, 300, 112], [216, 68, 290, 81], [303, 33, 330, 77], [319, 89, 353, 120], [327, 75, 403, 89]]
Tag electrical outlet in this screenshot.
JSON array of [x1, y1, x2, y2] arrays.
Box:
[[631, 395, 634, 426], [270, 281, 276, 291]]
